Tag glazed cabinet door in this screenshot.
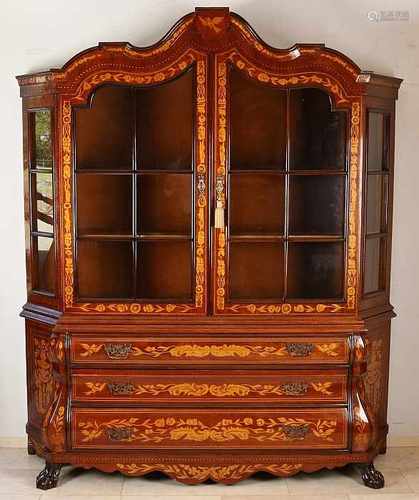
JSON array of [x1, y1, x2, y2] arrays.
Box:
[[213, 54, 361, 315], [22, 94, 60, 310], [62, 56, 209, 314]]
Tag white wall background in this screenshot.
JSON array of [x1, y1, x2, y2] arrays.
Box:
[[1, 0, 418, 442]]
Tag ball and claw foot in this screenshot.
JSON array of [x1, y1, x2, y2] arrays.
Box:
[[36, 462, 62, 490], [359, 463, 385, 489]]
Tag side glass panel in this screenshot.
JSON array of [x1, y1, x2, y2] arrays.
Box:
[[227, 72, 347, 303], [363, 110, 390, 294], [74, 70, 194, 301], [29, 110, 55, 294]]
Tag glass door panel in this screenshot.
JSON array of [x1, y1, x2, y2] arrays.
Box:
[[230, 68, 286, 170], [138, 241, 192, 299], [229, 242, 285, 299], [138, 174, 192, 235], [76, 174, 133, 235], [137, 71, 193, 171], [75, 86, 134, 170], [224, 69, 348, 308], [289, 175, 345, 235], [77, 240, 134, 298], [290, 88, 347, 170], [229, 173, 285, 235], [74, 68, 199, 305], [287, 242, 344, 299]]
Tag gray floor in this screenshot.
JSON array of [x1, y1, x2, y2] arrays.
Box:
[[1, 446, 419, 499]]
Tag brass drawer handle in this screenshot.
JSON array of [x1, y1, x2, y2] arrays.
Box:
[[107, 382, 135, 395], [286, 343, 315, 357], [282, 423, 310, 439], [104, 343, 132, 360], [107, 427, 132, 441], [280, 382, 309, 395]]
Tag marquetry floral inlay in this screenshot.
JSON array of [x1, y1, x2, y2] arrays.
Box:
[[214, 53, 360, 314], [63, 51, 208, 314], [116, 462, 302, 481], [78, 416, 338, 444], [78, 341, 341, 359], [83, 381, 337, 398], [34, 337, 54, 414]]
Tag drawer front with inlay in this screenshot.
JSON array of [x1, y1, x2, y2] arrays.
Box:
[[71, 336, 350, 365], [72, 407, 348, 450], [72, 369, 348, 404]]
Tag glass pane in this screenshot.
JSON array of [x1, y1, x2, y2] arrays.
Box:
[[289, 176, 345, 235], [31, 172, 53, 233], [287, 242, 344, 299], [229, 242, 284, 299], [75, 86, 134, 170], [32, 236, 55, 293], [77, 240, 134, 298], [366, 174, 385, 234], [290, 88, 347, 170], [77, 174, 132, 235], [230, 173, 285, 235], [364, 237, 386, 294], [32, 110, 53, 170], [367, 112, 389, 171], [230, 67, 286, 170], [138, 174, 192, 235], [138, 241, 192, 299], [137, 70, 193, 170]]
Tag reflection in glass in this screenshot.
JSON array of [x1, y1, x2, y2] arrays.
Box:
[[32, 172, 54, 233], [32, 236, 55, 293], [33, 110, 52, 170]]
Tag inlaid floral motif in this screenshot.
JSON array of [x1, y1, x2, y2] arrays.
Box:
[[83, 380, 338, 398], [78, 341, 341, 359], [33, 337, 54, 414], [78, 415, 338, 444], [116, 462, 303, 481]]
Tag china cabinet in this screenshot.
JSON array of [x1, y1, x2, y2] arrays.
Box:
[[17, 7, 402, 490]]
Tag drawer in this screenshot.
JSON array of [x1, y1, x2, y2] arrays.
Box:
[[71, 336, 350, 365], [72, 407, 348, 450], [72, 369, 348, 404]]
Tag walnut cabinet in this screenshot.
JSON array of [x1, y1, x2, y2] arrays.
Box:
[[17, 7, 402, 490]]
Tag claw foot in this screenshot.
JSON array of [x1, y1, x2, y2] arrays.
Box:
[[358, 462, 385, 489], [36, 462, 62, 490]]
